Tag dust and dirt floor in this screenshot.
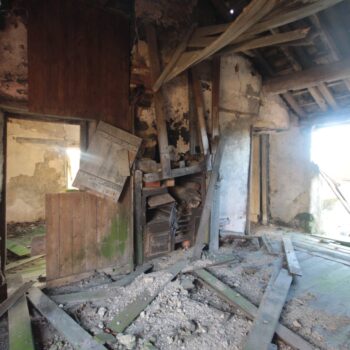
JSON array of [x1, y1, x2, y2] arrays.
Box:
[[33, 236, 350, 350]]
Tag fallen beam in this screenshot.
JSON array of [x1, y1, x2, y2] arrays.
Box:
[[243, 269, 292, 350], [27, 287, 106, 350], [193, 269, 314, 350], [282, 237, 302, 276], [6, 255, 45, 272], [8, 276, 35, 350], [52, 263, 153, 305], [0, 281, 33, 319], [264, 58, 350, 95], [106, 260, 187, 333]]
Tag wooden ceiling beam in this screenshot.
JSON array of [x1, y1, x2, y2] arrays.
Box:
[[264, 58, 350, 95]]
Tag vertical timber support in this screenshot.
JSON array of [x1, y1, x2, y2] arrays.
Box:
[[146, 25, 172, 178], [134, 170, 143, 266], [209, 177, 221, 253], [0, 111, 6, 301], [260, 134, 269, 225]]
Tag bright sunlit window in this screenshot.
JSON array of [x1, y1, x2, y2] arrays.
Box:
[[66, 147, 81, 189]]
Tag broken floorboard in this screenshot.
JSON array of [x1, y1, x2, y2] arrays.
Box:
[[6, 255, 45, 272], [0, 281, 33, 319], [7, 240, 30, 257], [106, 260, 187, 333], [8, 276, 35, 350], [27, 287, 106, 350], [262, 235, 281, 255], [52, 263, 153, 305], [282, 237, 302, 276], [193, 269, 314, 350], [243, 269, 293, 350]]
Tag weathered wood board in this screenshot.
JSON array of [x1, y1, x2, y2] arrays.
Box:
[[46, 192, 133, 284], [73, 121, 141, 202], [28, 0, 130, 129]]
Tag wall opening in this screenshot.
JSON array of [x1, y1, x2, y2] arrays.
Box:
[[310, 122, 350, 241], [6, 117, 80, 261]]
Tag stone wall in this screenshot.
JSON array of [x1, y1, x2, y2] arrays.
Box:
[[6, 118, 80, 222]]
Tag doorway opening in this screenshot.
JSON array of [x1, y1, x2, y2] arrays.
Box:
[[6, 117, 81, 271], [310, 122, 350, 241]]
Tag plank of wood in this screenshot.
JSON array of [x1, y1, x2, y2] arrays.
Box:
[[52, 263, 153, 305], [192, 0, 344, 39], [264, 58, 350, 95], [262, 235, 279, 256], [107, 260, 187, 333], [0, 281, 33, 319], [211, 57, 220, 142], [153, 24, 196, 92], [165, 0, 277, 82], [8, 276, 35, 350], [6, 255, 45, 272], [194, 27, 310, 51], [27, 287, 106, 350], [191, 68, 210, 155], [282, 237, 302, 276], [193, 269, 313, 350], [146, 25, 172, 178], [7, 240, 30, 257], [193, 137, 226, 259], [135, 170, 144, 266], [143, 162, 205, 183], [148, 193, 175, 208], [243, 269, 292, 350], [209, 179, 221, 253]]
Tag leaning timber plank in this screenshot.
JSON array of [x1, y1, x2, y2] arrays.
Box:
[[143, 162, 205, 183], [27, 287, 106, 350], [192, 0, 344, 39], [264, 58, 350, 95], [193, 269, 313, 350], [243, 269, 292, 350], [222, 28, 310, 54], [193, 27, 310, 51], [7, 240, 30, 257], [6, 255, 45, 272], [165, 0, 277, 82], [0, 281, 33, 319], [282, 237, 302, 276], [153, 24, 196, 92], [107, 260, 187, 333], [52, 263, 153, 305], [193, 137, 226, 259], [8, 276, 35, 350], [146, 25, 172, 178]]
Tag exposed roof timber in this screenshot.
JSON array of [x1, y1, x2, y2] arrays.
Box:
[[310, 14, 350, 92], [156, 0, 344, 89], [253, 50, 306, 118], [193, 0, 344, 38], [264, 58, 350, 95]]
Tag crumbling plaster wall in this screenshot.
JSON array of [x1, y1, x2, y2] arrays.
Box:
[[0, 15, 27, 101], [269, 118, 316, 226], [6, 119, 80, 223]]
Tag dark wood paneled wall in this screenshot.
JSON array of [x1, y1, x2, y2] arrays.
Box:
[[28, 0, 130, 131]]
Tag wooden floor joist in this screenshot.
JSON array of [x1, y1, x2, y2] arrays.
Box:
[[0, 281, 33, 319], [243, 269, 293, 350], [282, 237, 302, 276], [193, 269, 313, 350], [8, 276, 35, 350], [27, 287, 106, 350], [106, 260, 187, 333], [52, 263, 153, 305]]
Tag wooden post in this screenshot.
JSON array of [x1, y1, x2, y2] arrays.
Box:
[[260, 134, 269, 225], [0, 112, 6, 301], [209, 178, 221, 252], [146, 25, 172, 178], [211, 57, 221, 153], [134, 170, 143, 265], [193, 137, 226, 259]]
